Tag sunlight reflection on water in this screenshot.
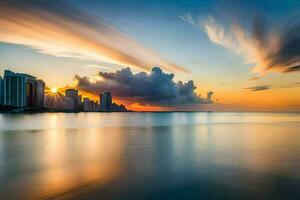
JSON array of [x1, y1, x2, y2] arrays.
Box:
[[0, 112, 299, 199]]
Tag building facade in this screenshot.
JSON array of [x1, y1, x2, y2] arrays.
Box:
[[65, 89, 79, 110], [26, 75, 36, 107], [35, 80, 45, 108], [0, 76, 3, 105], [1, 70, 45, 108], [100, 92, 112, 111], [3, 70, 28, 107], [83, 97, 99, 112], [83, 97, 90, 111]]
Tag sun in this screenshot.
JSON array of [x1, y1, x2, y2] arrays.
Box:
[[51, 87, 57, 93]]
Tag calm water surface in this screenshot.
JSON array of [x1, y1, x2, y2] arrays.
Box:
[[0, 112, 300, 200]]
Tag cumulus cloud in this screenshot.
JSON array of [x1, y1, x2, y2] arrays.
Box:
[[244, 85, 272, 91], [179, 13, 300, 75], [0, 0, 188, 73], [75, 67, 213, 106]]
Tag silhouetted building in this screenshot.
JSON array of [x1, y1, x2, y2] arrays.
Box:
[[83, 97, 99, 112], [100, 92, 112, 111], [26, 75, 36, 107], [65, 89, 79, 110], [0, 76, 3, 105], [77, 94, 83, 110], [83, 97, 90, 111], [45, 93, 74, 110], [111, 103, 128, 112], [78, 94, 82, 104], [35, 80, 45, 108]]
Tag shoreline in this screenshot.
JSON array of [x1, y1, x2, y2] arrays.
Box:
[[1, 110, 300, 114]]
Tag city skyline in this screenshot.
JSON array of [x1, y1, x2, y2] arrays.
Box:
[[0, 0, 299, 111], [0, 69, 127, 112]]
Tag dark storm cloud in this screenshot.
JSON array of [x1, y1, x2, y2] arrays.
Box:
[[75, 67, 213, 106], [244, 85, 272, 92]]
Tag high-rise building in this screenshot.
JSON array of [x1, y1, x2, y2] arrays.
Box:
[[3, 70, 36, 107], [35, 80, 45, 108], [83, 97, 90, 111], [78, 95, 82, 105], [65, 89, 79, 110], [0, 76, 3, 105], [26, 75, 36, 107], [100, 92, 112, 111], [83, 97, 99, 112], [77, 94, 83, 110], [45, 93, 74, 110], [1, 70, 45, 108]]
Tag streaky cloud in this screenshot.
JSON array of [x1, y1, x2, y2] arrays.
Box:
[[244, 85, 272, 91], [75, 67, 213, 106], [249, 76, 262, 81], [179, 13, 195, 25], [0, 0, 188, 73], [201, 16, 300, 74], [245, 82, 300, 91]]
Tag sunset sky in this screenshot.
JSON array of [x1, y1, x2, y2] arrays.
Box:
[[0, 0, 299, 111]]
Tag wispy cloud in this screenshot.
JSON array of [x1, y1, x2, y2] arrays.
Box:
[[244, 82, 300, 91], [249, 76, 262, 81], [180, 12, 300, 75], [203, 17, 237, 50], [179, 13, 195, 25], [203, 16, 300, 74], [276, 83, 300, 89], [244, 85, 272, 91], [0, 1, 188, 73]]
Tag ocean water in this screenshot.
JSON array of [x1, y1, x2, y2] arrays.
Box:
[[0, 112, 300, 200]]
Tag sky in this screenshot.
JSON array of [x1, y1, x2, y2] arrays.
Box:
[[0, 0, 299, 111]]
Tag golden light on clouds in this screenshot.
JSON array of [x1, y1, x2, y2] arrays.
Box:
[[0, 1, 188, 73], [203, 16, 300, 74]]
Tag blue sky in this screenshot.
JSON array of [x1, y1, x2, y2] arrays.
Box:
[[0, 0, 299, 110]]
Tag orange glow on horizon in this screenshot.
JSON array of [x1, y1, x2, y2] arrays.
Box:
[[45, 84, 300, 112], [128, 103, 167, 112]]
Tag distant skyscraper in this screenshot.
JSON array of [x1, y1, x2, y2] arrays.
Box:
[[77, 94, 83, 110], [78, 95, 82, 104], [45, 93, 74, 110], [65, 89, 79, 110], [100, 92, 112, 111], [83, 97, 99, 112], [35, 80, 45, 108], [83, 97, 90, 111]]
